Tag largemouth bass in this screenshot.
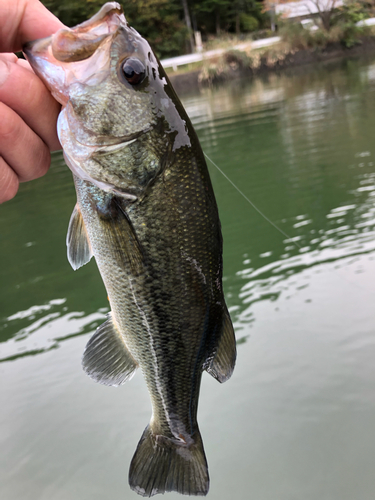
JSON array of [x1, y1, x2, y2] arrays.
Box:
[[24, 3, 236, 496]]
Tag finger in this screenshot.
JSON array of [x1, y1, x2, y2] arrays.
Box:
[[1, 53, 18, 63], [0, 0, 64, 53], [0, 156, 19, 204], [0, 102, 51, 183], [1, 53, 34, 74], [0, 56, 61, 151], [16, 57, 34, 73]]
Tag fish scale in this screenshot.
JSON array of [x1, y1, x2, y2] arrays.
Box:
[[75, 156, 207, 429], [24, 2, 236, 497]]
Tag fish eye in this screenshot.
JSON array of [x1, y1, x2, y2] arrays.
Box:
[[122, 58, 145, 85]]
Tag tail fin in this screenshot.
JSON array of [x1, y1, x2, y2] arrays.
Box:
[[129, 425, 209, 497]]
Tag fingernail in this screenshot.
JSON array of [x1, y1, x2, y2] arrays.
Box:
[[0, 58, 10, 87]]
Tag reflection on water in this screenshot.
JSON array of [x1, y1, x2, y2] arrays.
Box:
[[1, 298, 109, 363], [2, 57, 375, 500], [183, 59, 375, 331]]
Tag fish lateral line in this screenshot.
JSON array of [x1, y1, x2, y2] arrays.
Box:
[[203, 152, 302, 251]]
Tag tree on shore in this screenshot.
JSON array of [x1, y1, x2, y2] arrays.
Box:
[[191, 0, 264, 35], [307, 0, 341, 31]]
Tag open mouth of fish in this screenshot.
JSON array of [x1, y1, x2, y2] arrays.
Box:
[[23, 2, 122, 112], [24, 2, 150, 197]]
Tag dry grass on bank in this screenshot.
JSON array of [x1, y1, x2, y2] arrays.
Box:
[[195, 23, 375, 85]]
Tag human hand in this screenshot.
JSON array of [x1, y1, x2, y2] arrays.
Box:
[[0, 0, 64, 203]]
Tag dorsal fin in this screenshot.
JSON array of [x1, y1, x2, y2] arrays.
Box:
[[206, 308, 236, 383], [66, 203, 93, 270], [82, 313, 138, 387]]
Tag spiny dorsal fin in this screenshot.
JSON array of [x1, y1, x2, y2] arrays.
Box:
[[206, 308, 236, 383], [98, 197, 144, 276], [82, 313, 138, 387], [66, 203, 93, 270]]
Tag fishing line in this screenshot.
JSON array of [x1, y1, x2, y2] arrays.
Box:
[[203, 152, 302, 250], [204, 152, 375, 296]]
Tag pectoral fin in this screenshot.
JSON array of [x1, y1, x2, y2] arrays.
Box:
[[98, 197, 144, 276], [66, 204, 93, 270], [206, 308, 236, 383], [82, 313, 138, 387]]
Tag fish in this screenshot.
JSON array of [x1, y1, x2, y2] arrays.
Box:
[[23, 2, 236, 497]]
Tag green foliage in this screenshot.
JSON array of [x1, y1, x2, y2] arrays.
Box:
[[279, 22, 316, 50], [335, 0, 370, 24], [280, 2, 371, 51], [251, 29, 274, 40], [193, 0, 230, 15], [328, 0, 371, 47], [224, 49, 251, 68], [123, 0, 188, 58], [240, 13, 259, 32], [41, 0, 104, 27], [191, 0, 265, 34]]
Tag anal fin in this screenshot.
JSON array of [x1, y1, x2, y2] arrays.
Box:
[[82, 313, 138, 387], [206, 308, 236, 383], [66, 203, 93, 270]]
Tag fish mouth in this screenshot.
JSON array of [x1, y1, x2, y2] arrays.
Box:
[[24, 2, 123, 61], [23, 2, 125, 105]]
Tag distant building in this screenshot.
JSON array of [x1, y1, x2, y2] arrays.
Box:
[[275, 0, 343, 19]]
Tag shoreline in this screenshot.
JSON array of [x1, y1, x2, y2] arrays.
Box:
[[167, 37, 375, 94]]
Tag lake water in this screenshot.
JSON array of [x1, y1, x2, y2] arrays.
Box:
[[2, 56, 375, 500]]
